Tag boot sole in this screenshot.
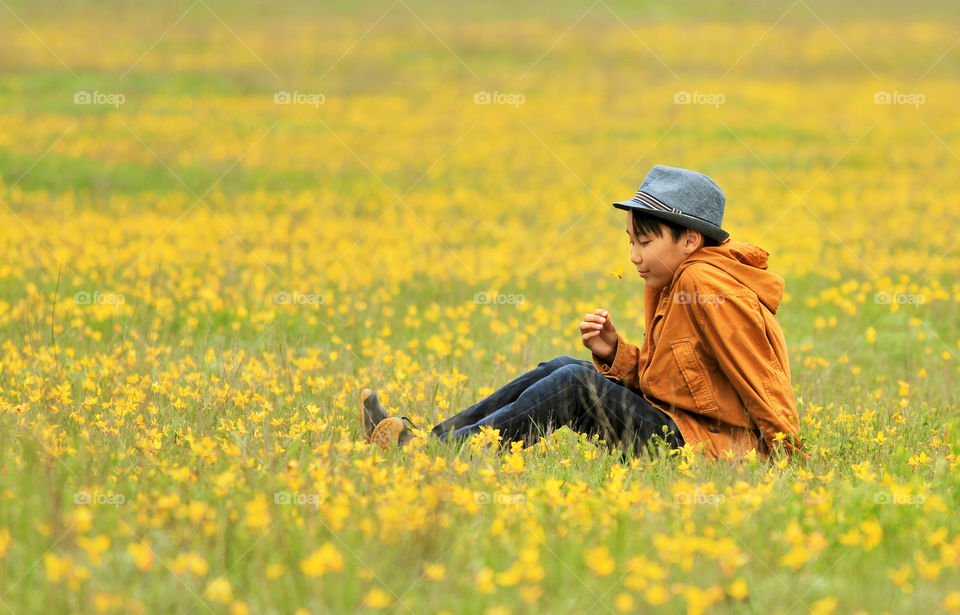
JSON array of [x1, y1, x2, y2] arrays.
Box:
[[369, 417, 405, 451]]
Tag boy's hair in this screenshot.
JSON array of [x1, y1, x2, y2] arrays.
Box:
[[630, 210, 722, 248]]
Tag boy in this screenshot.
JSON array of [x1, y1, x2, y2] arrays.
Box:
[[362, 164, 804, 462]]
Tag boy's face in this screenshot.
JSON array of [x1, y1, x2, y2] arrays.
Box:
[[626, 211, 704, 290]]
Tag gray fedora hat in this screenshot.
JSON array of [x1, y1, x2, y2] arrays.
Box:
[[613, 165, 729, 243]]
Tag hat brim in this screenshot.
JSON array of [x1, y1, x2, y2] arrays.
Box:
[[613, 200, 730, 243]]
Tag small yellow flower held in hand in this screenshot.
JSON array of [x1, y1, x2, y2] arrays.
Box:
[[609, 267, 625, 307]]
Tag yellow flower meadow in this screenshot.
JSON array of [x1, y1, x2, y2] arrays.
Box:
[[1, 1, 958, 613]]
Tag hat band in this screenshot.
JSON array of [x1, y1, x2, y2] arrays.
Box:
[[630, 190, 718, 228]]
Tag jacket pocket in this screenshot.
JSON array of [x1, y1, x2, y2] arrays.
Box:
[[670, 338, 720, 415]]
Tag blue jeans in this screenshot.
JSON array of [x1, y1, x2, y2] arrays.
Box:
[[430, 356, 684, 456]]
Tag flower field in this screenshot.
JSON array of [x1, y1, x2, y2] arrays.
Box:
[[1, 1, 959, 613]]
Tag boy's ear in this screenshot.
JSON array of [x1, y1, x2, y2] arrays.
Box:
[[684, 229, 704, 254]]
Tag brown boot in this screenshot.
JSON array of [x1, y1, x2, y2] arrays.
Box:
[[362, 389, 418, 449], [369, 417, 419, 450], [360, 388, 388, 442]]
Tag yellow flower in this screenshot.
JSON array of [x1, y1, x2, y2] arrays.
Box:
[[850, 460, 876, 482], [361, 587, 393, 608], [229, 601, 250, 615], [0, 528, 11, 560], [205, 576, 233, 604], [44, 553, 73, 582], [44, 553, 89, 590], [424, 562, 446, 581], [495, 563, 524, 587], [860, 520, 883, 551], [244, 493, 272, 530], [942, 592, 960, 614], [887, 564, 913, 593], [584, 545, 616, 577], [301, 542, 344, 577], [470, 426, 503, 451], [520, 585, 542, 604], [170, 552, 209, 576], [127, 540, 154, 572], [77, 535, 110, 566], [810, 596, 838, 615], [643, 584, 669, 606], [614, 592, 634, 612], [474, 566, 496, 594], [727, 578, 748, 600], [682, 585, 724, 615]]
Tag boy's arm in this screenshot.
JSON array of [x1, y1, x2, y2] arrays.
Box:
[[691, 291, 805, 460], [592, 333, 641, 388]]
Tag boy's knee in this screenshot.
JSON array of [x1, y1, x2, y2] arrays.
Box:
[[539, 355, 582, 369], [550, 362, 596, 386]]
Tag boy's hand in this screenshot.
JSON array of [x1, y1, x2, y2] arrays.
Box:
[[580, 309, 618, 363]]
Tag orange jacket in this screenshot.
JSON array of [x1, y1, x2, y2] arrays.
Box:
[[592, 240, 804, 461]]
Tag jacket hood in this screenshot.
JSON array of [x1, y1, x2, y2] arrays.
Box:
[[669, 240, 785, 314]]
